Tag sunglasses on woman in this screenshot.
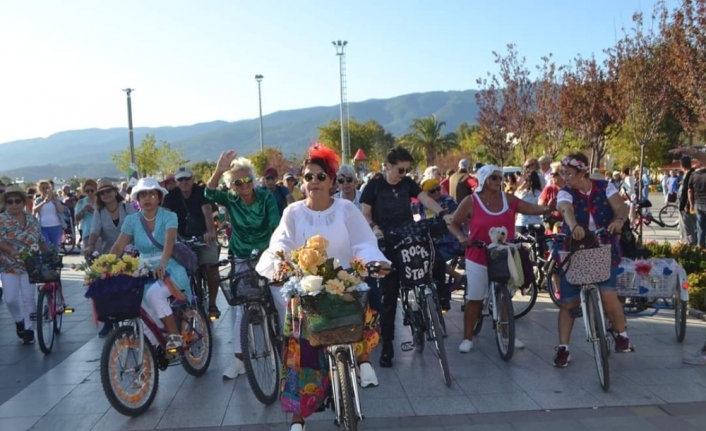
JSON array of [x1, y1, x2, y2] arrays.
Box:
[[337, 177, 354, 184], [428, 186, 441, 193], [85, 189, 96, 194], [232, 176, 254, 186], [304, 172, 328, 182], [5, 198, 23, 205]]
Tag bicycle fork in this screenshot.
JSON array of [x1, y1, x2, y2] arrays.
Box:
[[580, 287, 607, 343], [328, 345, 363, 423]]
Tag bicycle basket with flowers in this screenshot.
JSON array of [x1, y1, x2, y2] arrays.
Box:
[[275, 235, 371, 346], [80, 254, 151, 323], [21, 244, 62, 284]]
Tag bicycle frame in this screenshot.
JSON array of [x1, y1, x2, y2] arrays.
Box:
[[579, 285, 607, 342], [36, 282, 74, 319]]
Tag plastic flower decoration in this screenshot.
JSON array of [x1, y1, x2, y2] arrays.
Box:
[[276, 234, 370, 299], [76, 254, 148, 284]]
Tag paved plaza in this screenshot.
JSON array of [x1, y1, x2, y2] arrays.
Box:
[[1, 208, 705, 431]]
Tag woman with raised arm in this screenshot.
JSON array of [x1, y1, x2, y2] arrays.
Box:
[[32, 180, 65, 247], [256, 144, 390, 431]]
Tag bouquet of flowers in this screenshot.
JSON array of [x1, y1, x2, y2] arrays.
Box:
[[274, 235, 371, 346], [75, 253, 146, 285]]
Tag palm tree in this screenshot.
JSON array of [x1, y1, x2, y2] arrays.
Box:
[[400, 115, 458, 167]]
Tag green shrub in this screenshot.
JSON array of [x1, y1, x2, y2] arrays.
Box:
[[641, 241, 705, 311], [687, 272, 706, 312], [644, 241, 674, 259]]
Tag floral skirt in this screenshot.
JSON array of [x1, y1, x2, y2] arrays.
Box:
[[280, 296, 380, 418]]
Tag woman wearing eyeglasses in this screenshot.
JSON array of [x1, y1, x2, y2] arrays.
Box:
[[75, 179, 98, 250], [256, 144, 390, 431], [205, 151, 280, 379], [333, 164, 362, 210], [446, 165, 551, 353]]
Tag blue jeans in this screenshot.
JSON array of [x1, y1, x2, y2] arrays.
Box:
[[695, 204, 706, 248], [41, 225, 63, 248]]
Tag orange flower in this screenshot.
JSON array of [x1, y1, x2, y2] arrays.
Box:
[[298, 247, 321, 272], [306, 235, 329, 252]]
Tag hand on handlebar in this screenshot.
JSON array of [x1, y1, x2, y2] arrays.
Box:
[[571, 225, 585, 241], [203, 231, 216, 244], [366, 261, 391, 278], [607, 220, 623, 235]]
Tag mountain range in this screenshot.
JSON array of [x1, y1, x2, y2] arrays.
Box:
[[0, 89, 480, 181]]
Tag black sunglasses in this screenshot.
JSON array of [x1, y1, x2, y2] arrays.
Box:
[[304, 172, 328, 182], [98, 189, 114, 196], [396, 167, 411, 175], [488, 174, 503, 181], [5, 198, 23, 205], [176, 176, 193, 182], [264, 176, 276, 181], [428, 186, 442, 193], [337, 177, 354, 184], [232, 176, 254, 186], [85, 189, 96, 193]]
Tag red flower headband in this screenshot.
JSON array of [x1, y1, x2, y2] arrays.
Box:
[[308, 143, 340, 178]]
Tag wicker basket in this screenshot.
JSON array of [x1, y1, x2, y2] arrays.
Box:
[[219, 260, 266, 306], [85, 275, 150, 322], [300, 291, 369, 347], [24, 254, 63, 284]]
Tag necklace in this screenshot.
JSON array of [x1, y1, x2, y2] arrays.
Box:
[[142, 212, 157, 222]]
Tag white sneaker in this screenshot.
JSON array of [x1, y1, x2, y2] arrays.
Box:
[[222, 357, 246, 379], [459, 339, 474, 353], [515, 338, 526, 349], [359, 362, 379, 388], [290, 423, 305, 431]]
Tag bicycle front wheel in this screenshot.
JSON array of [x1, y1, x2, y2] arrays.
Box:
[[241, 305, 280, 405], [545, 261, 562, 307], [512, 281, 538, 319], [101, 325, 159, 417], [36, 289, 55, 354], [54, 284, 64, 334], [658, 204, 679, 228], [493, 283, 515, 362], [335, 350, 357, 431], [425, 292, 451, 387], [180, 306, 213, 377], [587, 289, 610, 391], [674, 290, 687, 343]]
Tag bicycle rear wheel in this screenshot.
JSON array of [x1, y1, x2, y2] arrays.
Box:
[[335, 350, 357, 431], [425, 292, 451, 387], [180, 306, 213, 376], [54, 284, 64, 334], [512, 281, 537, 319], [587, 289, 610, 391], [674, 290, 687, 343], [36, 289, 55, 354], [101, 325, 159, 417], [545, 261, 562, 307], [241, 305, 280, 405], [493, 283, 515, 362], [658, 204, 679, 228]]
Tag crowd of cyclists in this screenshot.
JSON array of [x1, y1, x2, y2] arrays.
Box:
[[2, 144, 706, 430]]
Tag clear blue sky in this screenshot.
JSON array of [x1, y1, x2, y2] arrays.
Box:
[[0, 0, 676, 144]]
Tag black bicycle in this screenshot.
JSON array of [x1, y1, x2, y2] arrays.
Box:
[[181, 237, 214, 321], [218, 251, 283, 405], [385, 218, 451, 387]]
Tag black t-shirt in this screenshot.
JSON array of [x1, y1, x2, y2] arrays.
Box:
[[162, 184, 211, 237], [688, 169, 706, 205], [679, 168, 694, 211], [360, 176, 421, 231]]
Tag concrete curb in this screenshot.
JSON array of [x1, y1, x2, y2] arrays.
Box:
[[688, 308, 706, 320]]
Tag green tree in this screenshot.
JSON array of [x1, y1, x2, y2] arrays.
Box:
[[456, 122, 491, 163], [111, 134, 186, 177], [398, 115, 457, 167], [317, 118, 395, 165], [190, 161, 217, 182], [0, 175, 12, 184], [248, 147, 292, 178]]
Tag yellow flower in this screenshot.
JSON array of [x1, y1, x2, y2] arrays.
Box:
[[306, 235, 329, 252], [298, 248, 321, 272], [324, 279, 346, 296], [337, 270, 358, 286], [104, 254, 118, 264], [111, 261, 126, 275]]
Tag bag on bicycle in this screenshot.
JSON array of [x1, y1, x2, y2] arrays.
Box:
[[560, 231, 611, 285], [139, 217, 198, 272]]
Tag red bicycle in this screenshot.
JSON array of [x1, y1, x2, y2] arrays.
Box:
[[28, 255, 74, 354]]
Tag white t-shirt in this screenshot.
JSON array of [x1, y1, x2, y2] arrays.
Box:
[[37, 200, 62, 227], [514, 189, 542, 227], [334, 190, 362, 211], [255, 199, 389, 280], [557, 182, 618, 231]]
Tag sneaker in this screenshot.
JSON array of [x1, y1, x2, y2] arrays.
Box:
[[553, 346, 570, 367], [515, 338, 526, 349], [379, 342, 393, 368], [615, 335, 632, 353], [22, 330, 35, 345], [683, 348, 706, 365], [222, 357, 246, 379], [459, 339, 474, 353], [208, 305, 221, 320], [359, 362, 379, 388], [290, 422, 305, 431], [15, 321, 25, 339]]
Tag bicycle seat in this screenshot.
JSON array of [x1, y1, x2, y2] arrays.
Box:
[[637, 199, 652, 209]]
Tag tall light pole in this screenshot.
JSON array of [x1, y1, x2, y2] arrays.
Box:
[[255, 74, 264, 151], [123, 88, 136, 165], [332, 40, 350, 163]]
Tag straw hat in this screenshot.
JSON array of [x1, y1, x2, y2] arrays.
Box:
[[96, 179, 118, 194], [0, 185, 27, 205]]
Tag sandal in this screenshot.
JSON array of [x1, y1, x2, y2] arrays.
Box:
[[166, 334, 183, 351], [209, 305, 221, 320]]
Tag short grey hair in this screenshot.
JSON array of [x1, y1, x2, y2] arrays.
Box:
[[423, 166, 440, 178], [338, 164, 357, 179], [224, 157, 257, 184], [538, 155, 552, 165]]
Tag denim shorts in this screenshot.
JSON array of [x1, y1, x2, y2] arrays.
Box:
[[558, 266, 620, 304]]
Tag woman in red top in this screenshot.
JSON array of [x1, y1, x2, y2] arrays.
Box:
[[448, 165, 550, 353]]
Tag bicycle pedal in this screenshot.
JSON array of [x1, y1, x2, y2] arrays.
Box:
[[400, 341, 415, 352], [64, 307, 75, 314]]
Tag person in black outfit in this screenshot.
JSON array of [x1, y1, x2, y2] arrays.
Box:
[[678, 156, 696, 245], [361, 147, 451, 368], [162, 166, 221, 319]]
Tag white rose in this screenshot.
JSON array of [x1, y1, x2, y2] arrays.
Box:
[[300, 275, 324, 294]]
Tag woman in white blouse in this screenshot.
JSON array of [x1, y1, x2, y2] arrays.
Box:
[[256, 144, 390, 431]]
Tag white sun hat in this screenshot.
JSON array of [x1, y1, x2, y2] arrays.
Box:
[[130, 177, 168, 201]]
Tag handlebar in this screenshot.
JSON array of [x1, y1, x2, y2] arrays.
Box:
[[180, 236, 208, 248]]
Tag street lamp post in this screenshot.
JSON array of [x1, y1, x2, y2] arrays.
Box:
[[332, 40, 349, 163], [123, 88, 136, 165], [255, 75, 264, 151]]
